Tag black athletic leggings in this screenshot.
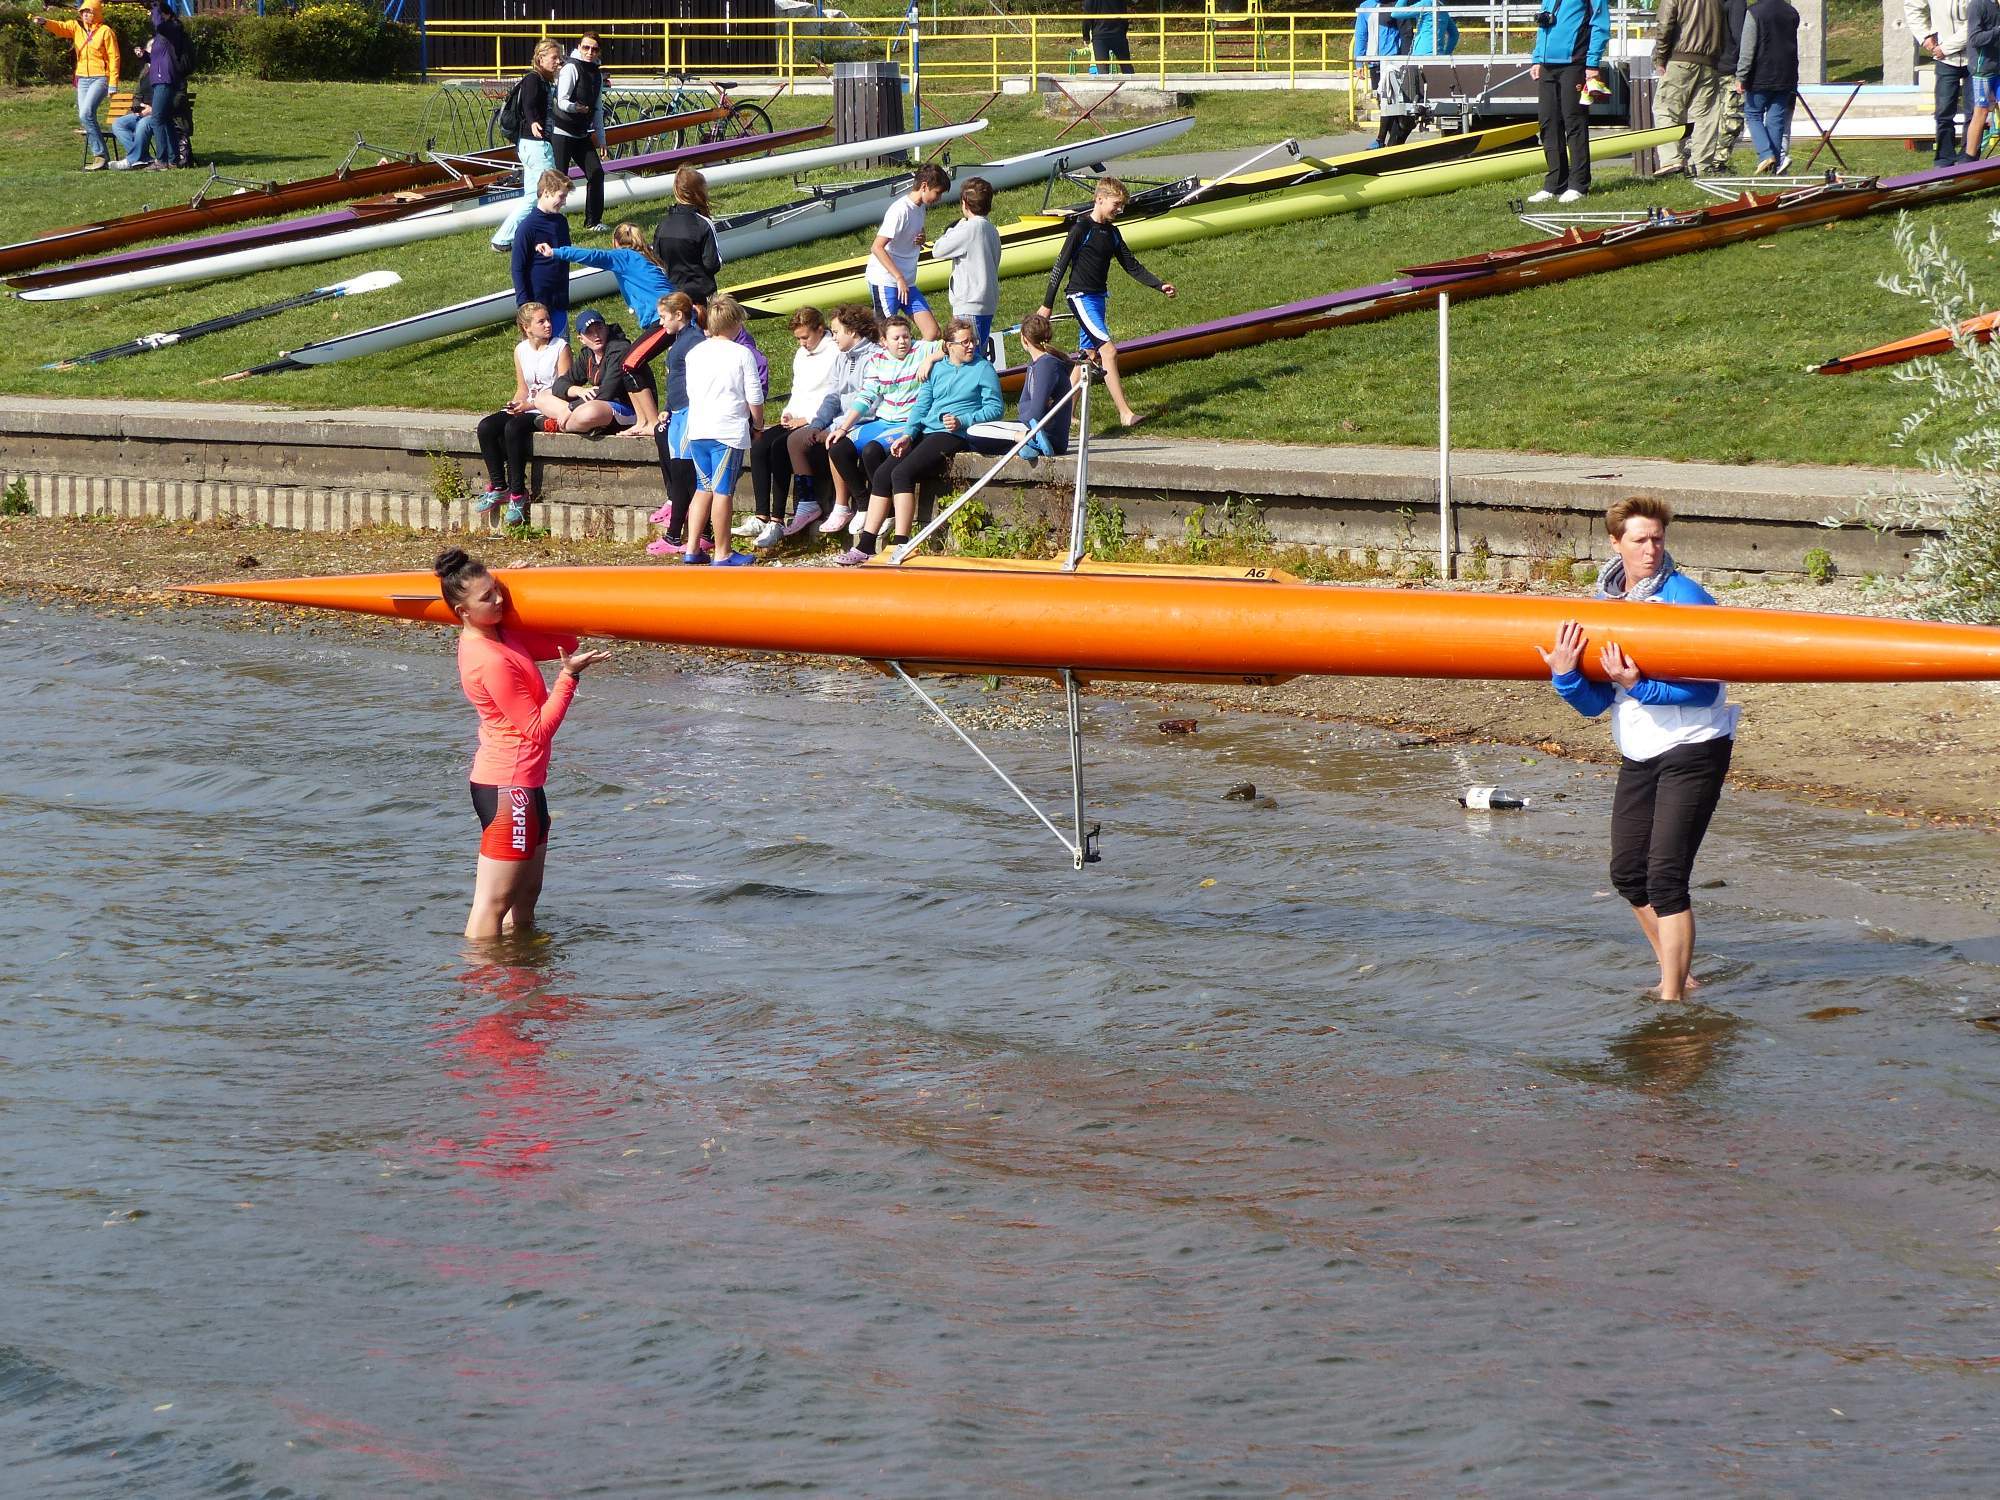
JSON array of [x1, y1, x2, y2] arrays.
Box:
[[1608, 736, 1733, 918], [653, 423, 696, 543], [476, 408, 539, 494], [552, 132, 604, 227], [826, 433, 867, 499], [748, 424, 799, 516], [868, 432, 967, 498]]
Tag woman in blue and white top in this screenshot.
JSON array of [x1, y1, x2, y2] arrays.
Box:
[[1538, 496, 1739, 1004]]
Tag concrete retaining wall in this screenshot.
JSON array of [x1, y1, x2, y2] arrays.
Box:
[[0, 398, 1926, 580]]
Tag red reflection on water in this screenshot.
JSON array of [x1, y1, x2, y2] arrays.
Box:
[[423, 959, 616, 1179]]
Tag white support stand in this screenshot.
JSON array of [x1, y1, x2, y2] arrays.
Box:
[[881, 370, 1102, 869], [1437, 291, 1453, 581]]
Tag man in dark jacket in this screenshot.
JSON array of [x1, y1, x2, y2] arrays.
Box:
[[1082, 0, 1135, 75], [550, 33, 608, 231], [109, 1, 184, 169]]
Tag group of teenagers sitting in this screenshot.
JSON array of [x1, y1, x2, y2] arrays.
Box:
[[473, 290, 1079, 568], [468, 154, 1183, 563]]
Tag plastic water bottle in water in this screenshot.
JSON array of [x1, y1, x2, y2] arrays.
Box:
[[1459, 785, 1528, 810]]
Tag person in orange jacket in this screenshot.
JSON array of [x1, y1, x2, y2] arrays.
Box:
[[35, 0, 121, 169]]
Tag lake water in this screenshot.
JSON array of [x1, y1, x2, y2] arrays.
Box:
[[7, 597, 2000, 1497]]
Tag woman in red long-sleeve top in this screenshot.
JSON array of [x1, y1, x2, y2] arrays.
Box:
[[436, 548, 608, 940]]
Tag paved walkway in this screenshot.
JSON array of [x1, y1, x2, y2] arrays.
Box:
[[0, 395, 1917, 518]]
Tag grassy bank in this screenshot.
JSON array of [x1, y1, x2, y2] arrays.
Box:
[[0, 80, 1983, 468]]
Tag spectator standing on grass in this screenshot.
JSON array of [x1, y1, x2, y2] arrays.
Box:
[[1735, 0, 1802, 173], [1082, 0, 1136, 75], [930, 176, 1001, 361], [110, 2, 186, 169], [512, 170, 574, 340], [37, 0, 119, 171], [1963, 0, 2000, 158], [491, 40, 564, 252], [1527, 0, 1608, 202], [1908, 0, 1973, 164], [550, 32, 609, 232], [1703, 0, 1749, 174], [1650, 0, 1728, 177], [651, 166, 723, 303]]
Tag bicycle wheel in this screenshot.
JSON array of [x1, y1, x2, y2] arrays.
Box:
[[712, 102, 774, 153]]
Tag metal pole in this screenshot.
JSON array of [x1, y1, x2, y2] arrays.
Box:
[[1064, 372, 1093, 571], [1063, 668, 1087, 870], [1438, 290, 1452, 580]]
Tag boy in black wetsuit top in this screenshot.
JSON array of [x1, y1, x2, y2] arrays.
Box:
[[1035, 177, 1175, 429]]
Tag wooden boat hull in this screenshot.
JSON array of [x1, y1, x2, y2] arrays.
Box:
[[8, 123, 826, 293], [0, 108, 719, 278], [20, 122, 985, 305], [180, 564, 2000, 686], [736, 127, 1679, 317], [995, 155, 2000, 392], [1814, 308, 2000, 373]]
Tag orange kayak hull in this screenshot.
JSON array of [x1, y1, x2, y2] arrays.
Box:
[[181, 564, 2000, 685], [1814, 309, 2000, 374]]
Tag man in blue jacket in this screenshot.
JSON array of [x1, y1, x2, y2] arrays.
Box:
[[1528, 0, 1612, 202]]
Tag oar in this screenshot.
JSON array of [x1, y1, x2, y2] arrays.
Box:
[[1169, 138, 1303, 209], [43, 270, 403, 370]]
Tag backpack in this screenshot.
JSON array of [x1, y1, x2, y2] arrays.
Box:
[[497, 71, 539, 144], [168, 22, 196, 82]]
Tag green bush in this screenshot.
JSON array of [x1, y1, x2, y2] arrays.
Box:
[[0, 4, 148, 86], [238, 3, 415, 83], [0, 3, 412, 84]]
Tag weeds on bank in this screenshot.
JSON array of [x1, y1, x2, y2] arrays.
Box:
[[1838, 214, 2000, 623], [0, 477, 31, 516]]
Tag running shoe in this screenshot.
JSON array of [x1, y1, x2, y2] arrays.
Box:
[[473, 487, 505, 514], [1754, 157, 1776, 174], [782, 503, 824, 538], [1776, 153, 1792, 174], [834, 547, 870, 567], [731, 515, 764, 538], [848, 510, 866, 539], [1557, 188, 1585, 204], [713, 552, 757, 567], [648, 502, 676, 526], [1525, 188, 1556, 204], [751, 520, 784, 549], [818, 505, 853, 534], [645, 537, 679, 556], [503, 499, 527, 526]]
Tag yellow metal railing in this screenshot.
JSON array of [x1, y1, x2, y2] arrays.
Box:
[[416, 11, 1378, 90]]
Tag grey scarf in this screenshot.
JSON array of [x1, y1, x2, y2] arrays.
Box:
[[1594, 551, 1678, 601]]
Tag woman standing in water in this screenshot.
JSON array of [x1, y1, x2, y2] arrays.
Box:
[[436, 548, 608, 939], [1537, 497, 1739, 1002]]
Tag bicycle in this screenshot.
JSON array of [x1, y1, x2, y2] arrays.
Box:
[[474, 75, 773, 158]]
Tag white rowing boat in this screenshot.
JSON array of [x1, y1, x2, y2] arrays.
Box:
[[233, 116, 1196, 374], [20, 121, 991, 304]]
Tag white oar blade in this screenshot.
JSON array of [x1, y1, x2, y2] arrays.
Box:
[[329, 270, 403, 296]]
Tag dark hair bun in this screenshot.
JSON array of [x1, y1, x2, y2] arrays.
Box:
[[434, 547, 474, 579]]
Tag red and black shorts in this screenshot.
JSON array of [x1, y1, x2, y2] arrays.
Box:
[[470, 782, 550, 862]]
